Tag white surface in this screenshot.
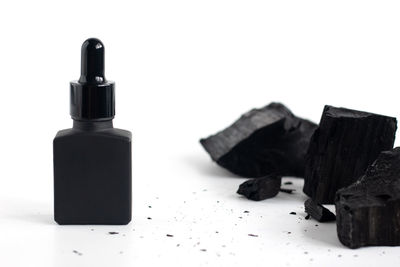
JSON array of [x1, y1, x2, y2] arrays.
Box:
[[1, 0, 400, 266]]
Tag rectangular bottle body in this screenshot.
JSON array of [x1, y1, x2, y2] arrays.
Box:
[[54, 128, 132, 225]]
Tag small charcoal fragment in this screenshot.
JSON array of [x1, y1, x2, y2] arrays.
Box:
[[166, 234, 174, 237], [304, 199, 336, 222], [304, 105, 396, 204], [280, 188, 295, 194], [108, 231, 119, 235], [284, 181, 293, 185], [237, 174, 281, 201], [336, 148, 400, 248], [290, 212, 296, 215], [73, 250, 83, 256], [248, 234, 258, 237], [200, 103, 317, 178]]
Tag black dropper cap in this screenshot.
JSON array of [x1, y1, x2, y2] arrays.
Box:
[[70, 38, 115, 120]]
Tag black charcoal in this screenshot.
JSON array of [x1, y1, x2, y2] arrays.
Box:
[[280, 188, 295, 194], [237, 174, 282, 201], [200, 103, 317, 178], [335, 148, 400, 248], [108, 231, 119, 235], [304, 199, 336, 222], [304, 105, 396, 204], [73, 250, 83, 256]]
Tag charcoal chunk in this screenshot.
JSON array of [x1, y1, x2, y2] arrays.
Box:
[[304, 105, 396, 204], [336, 148, 400, 248], [200, 103, 317, 178], [237, 174, 282, 201], [304, 199, 336, 222]]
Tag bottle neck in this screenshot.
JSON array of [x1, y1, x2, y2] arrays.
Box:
[[73, 119, 113, 131]]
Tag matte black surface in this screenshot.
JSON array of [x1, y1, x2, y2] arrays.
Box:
[[54, 121, 131, 225], [304, 198, 336, 222], [303, 105, 397, 204], [200, 103, 317, 178], [336, 148, 400, 248], [54, 38, 131, 225], [237, 174, 282, 201]]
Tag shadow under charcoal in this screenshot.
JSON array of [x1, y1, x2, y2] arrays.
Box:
[[301, 204, 344, 247], [301, 220, 343, 247]]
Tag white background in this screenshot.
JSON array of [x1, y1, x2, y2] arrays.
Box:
[[0, 0, 400, 266]]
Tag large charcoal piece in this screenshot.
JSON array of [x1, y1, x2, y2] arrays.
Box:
[[303, 105, 396, 204], [200, 103, 317, 178], [336, 148, 400, 248], [237, 174, 282, 201]]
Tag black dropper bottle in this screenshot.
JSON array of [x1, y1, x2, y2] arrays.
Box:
[[54, 38, 132, 225]]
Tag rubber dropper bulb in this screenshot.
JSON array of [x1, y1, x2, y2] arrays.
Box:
[[79, 38, 106, 84]]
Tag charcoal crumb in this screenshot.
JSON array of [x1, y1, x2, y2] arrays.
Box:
[[244, 210, 250, 213], [290, 212, 296, 215], [248, 234, 258, 237], [200, 249, 207, 252], [147, 217, 152, 220], [148, 205, 152, 208], [73, 250, 83, 256], [166, 234, 174, 237], [284, 181, 293, 185], [108, 232, 119, 235]]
